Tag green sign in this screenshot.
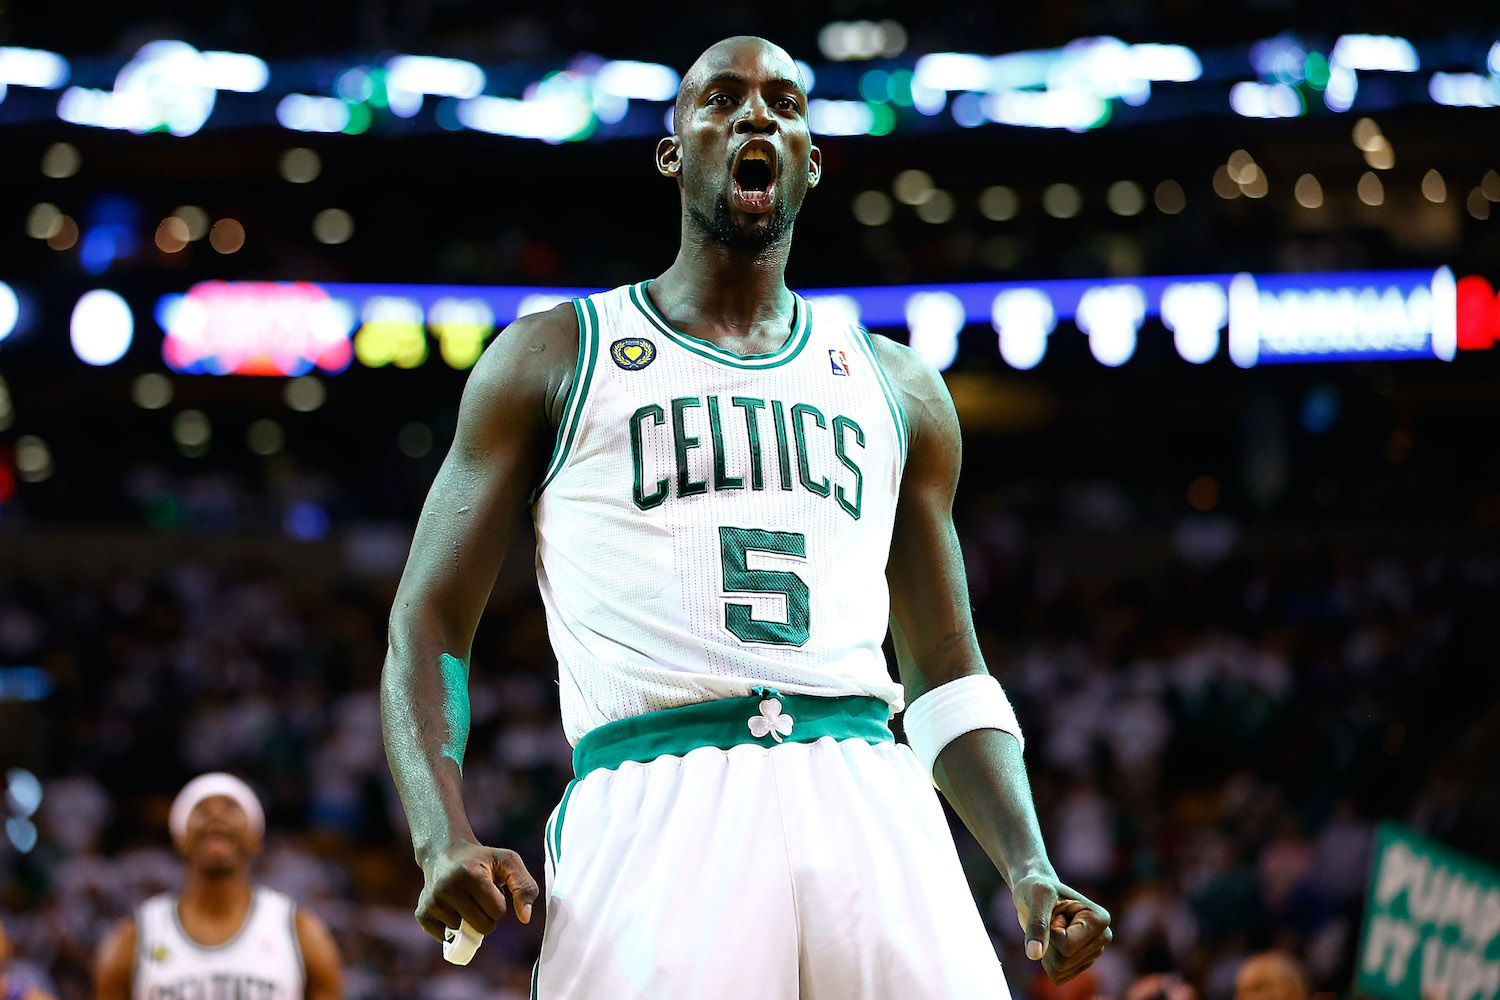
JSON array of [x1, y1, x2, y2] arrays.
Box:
[[1357, 823, 1500, 1000]]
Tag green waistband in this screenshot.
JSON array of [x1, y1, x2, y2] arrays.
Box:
[[572, 689, 894, 777]]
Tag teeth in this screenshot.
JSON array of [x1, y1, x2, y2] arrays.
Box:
[[742, 149, 770, 163]]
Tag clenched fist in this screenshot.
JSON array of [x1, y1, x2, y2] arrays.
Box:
[[414, 840, 540, 942], [1010, 873, 1113, 985]]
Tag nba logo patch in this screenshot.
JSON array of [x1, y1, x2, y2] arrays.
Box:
[[611, 338, 656, 371], [829, 349, 851, 376]]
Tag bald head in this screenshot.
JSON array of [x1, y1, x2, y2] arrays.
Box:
[[673, 36, 804, 135], [1234, 953, 1308, 1000]]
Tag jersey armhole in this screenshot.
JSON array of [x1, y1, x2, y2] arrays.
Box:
[[532, 296, 600, 502], [849, 325, 910, 468]]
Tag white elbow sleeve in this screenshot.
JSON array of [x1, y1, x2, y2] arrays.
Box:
[[902, 674, 1024, 782]]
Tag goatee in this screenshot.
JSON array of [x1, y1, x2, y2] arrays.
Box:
[[689, 195, 792, 254]]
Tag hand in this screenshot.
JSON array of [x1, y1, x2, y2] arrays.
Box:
[[1011, 874, 1113, 985], [414, 840, 539, 942]]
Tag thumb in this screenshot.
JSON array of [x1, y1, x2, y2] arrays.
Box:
[[1025, 883, 1059, 961], [491, 848, 539, 925]]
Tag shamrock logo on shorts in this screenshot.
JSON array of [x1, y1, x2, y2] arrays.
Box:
[[748, 698, 794, 743]]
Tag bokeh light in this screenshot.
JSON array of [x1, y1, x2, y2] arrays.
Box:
[[130, 373, 173, 409], [39, 141, 80, 178], [1421, 169, 1447, 203], [247, 418, 285, 455], [312, 208, 354, 244], [172, 205, 210, 240], [155, 216, 191, 253], [1106, 180, 1144, 216], [892, 169, 934, 205], [14, 436, 53, 483], [979, 185, 1019, 221], [1295, 174, 1324, 208], [398, 422, 433, 458], [914, 189, 955, 223], [46, 215, 79, 250], [279, 147, 322, 183], [25, 203, 63, 240], [285, 375, 327, 412], [851, 190, 893, 226], [1041, 183, 1081, 218], [0, 283, 18, 345], [172, 410, 211, 453], [69, 289, 133, 366], [209, 218, 246, 253], [1154, 179, 1186, 214]]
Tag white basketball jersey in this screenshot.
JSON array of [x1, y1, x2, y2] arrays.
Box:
[[534, 281, 909, 744], [132, 887, 305, 1000]]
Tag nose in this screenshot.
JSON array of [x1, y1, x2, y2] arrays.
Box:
[[734, 94, 777, 135]]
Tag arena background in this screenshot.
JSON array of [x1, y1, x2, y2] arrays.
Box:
[[2, 2, 1500, 997]]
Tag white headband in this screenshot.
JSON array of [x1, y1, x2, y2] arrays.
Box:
[[168, 773, 265, 843]]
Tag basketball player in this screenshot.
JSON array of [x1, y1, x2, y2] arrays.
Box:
[[381, 36, 1112, 997], [93, 773, 341, 1000]]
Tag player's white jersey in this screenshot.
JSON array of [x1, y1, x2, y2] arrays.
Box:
[[132, 886, 304, 1000], [533, 281, 909, 743]]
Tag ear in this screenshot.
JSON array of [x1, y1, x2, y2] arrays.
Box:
[[656, 136, 682, 179], [807, 143, 822, 189]]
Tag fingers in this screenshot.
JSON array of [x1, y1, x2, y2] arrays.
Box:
[[493, 849, 540, 925], [1041, 897, 1114, 985], [1048, 925, 1114, 979], [415, 897, 461, 943], [1048, 899, 1107, 957]]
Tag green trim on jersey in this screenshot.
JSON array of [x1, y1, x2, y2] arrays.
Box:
[[535, 297, 600, 498], [628, 281, 812, 369], [849, 325, 909, 467], [550, 778, 579, 862], [571, 692, 893, 777]]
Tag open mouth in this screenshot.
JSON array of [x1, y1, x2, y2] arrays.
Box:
[[731, 141, 778, 213]]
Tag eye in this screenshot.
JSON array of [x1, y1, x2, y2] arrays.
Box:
[[709, 93, 735, 108], [777, 96, 799, 112]]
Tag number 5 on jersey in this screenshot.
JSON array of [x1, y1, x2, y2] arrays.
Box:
[[718, 527, 810, 646]]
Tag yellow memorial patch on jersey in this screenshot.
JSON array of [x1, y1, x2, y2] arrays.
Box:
[[610, 337, 656, 371], [150, 945, 170, 962]]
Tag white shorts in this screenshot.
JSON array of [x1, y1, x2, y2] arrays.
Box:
[[532, 692, 1010, 999]]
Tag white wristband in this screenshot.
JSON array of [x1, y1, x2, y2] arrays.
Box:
[[903, 674, 1024, 782]]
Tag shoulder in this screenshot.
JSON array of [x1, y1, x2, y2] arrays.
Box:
[[97, 914, 137, 954], [469, 301, 580, 390], [292, 906, 342, 986], [93, 915, 137, 987], [863, 330, 958, 448], [457, 300, 582, 433]]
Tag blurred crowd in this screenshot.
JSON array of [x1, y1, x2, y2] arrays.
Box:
[[2, 472, 1497, 999]]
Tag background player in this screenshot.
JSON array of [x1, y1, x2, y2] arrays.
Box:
[[92, 773, 342, 1000], [381, 35, 1110, 996]]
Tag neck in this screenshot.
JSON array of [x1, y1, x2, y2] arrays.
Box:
[[652, 213, 794, 331], [181, 867, 252, 918]]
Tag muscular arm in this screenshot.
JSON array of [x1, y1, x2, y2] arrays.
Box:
[[380, 302, 577, 940], [874, 336, 1110, 982], [295, 909, 343, 1000], [93, 917, 134, 1000]]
